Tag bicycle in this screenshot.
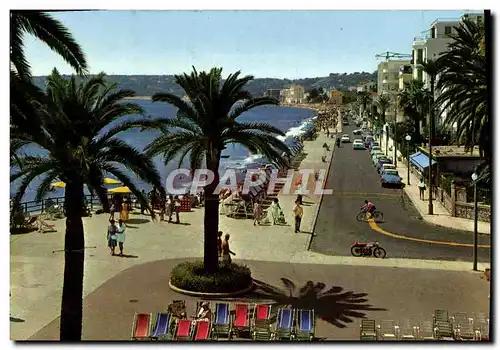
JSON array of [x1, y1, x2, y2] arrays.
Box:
[[356, 210, 384, 222]]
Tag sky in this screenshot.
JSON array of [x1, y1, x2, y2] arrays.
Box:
[[24, 10, 475, 79]]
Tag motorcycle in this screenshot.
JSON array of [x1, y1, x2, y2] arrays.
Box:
[[350, 241, 387, 258]]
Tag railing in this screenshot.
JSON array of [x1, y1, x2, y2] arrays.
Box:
[[413, 33, 455, 41], [10, 194, 140, 215]]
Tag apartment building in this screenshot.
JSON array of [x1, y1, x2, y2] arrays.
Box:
[[281, 84, 305, 104], [329, 89, 343, 105], [411, 12, 484, 126], [357, 81, 376, 93], [377, 60, 410, 121]]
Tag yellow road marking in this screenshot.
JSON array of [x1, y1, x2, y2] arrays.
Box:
[[367, 219, 491, 249]]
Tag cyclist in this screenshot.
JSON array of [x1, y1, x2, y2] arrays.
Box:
[[360, 200, 376, 218]]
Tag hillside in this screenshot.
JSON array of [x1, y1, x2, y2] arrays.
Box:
[[32, 71, 376, 97]]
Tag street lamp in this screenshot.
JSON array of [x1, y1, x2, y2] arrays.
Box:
[[405, 134, 412, 185], [384, 123, 389, 156], [471, 172, 478, 271]]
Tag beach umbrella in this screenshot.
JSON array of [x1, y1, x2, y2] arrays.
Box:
[[103, 177, 121, 185], [108, 186, 132, 194], [50, 181, 66, 188]]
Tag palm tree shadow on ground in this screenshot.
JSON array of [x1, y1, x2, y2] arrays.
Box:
[[233, 278, 386, 329]]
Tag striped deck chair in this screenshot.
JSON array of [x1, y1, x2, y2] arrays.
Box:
[[174, 319, 192, 340], [131, 313, 151, 340], [151, 313, 171, 340], [233, 303, 251, 337], [359, 319, 377, 340], [452, 312, 475, 340], [211, 302, 231, 339], [398, 319, 417, 340], [473, 313, 489, 341], [377, 320, 399, 340], [273, 308, 294, 340], [417, 321, 436, 340], [433, 309, 453, 340], [193, 320, 211, 341], [251, 304, 272, 340], [295, 309, 315, 341]]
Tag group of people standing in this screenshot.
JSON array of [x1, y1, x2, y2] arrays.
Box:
[[140, 189, 182, 223], [217, 231, 235, 265]]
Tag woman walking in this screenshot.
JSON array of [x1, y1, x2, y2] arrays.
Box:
[[418, 178, 426, 200], [221, 233, 236, 266], [107, 219, 117, 255], [253, 200, 263, 226], [115, 219, 126, 256]]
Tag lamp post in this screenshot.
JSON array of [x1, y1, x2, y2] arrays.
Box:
[[394, 95, 399, 167], [384, 123, 389, 156], [405, 134, 411, 185], [471, 172, 478, 271]]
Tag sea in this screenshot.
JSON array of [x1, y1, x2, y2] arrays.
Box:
[[12, 100, 317, 203]]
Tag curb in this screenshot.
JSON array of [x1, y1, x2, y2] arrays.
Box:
[[168, 279, 255, 298]]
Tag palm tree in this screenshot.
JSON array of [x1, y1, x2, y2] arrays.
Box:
[[145, 67, 291, 273], [10, 10, 88, 80], [10, 69, 164, 340], [376, 95, 390, 124], [436, 19, 488, 181], [357, 91, 371, 118]]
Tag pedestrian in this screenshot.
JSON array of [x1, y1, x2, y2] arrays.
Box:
[[253, 200, 263, 226], [120, 198, 129, 222], [109, 202, 116, 221], [174, 195, 181, 223], [166, 195, 173, 222], [217, 231, 223, 258], [107, 219, 117, 255], [140, 189, 147, 215], [418, 177, 426, 200], [115, 219, 126, 256], [221, 233, 236, 266], [293, 199, 303, 233]]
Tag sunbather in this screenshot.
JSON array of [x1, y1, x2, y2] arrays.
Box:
[[192, 302, 211, 324]]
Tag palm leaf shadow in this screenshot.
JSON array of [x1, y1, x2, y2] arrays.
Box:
[[246, 278, 386, 329]]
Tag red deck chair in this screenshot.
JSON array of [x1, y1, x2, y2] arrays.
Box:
[[193, 320, 211, 340], [233, 303, 251, 336], [251, 304, 272, 340], [174, 319, 192, 340], [131, 313, 152, 340]]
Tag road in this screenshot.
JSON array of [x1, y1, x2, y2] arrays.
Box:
[[311, 122, 491, 262]]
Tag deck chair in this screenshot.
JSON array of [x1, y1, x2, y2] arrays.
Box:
[[377, 320, 399, 340], [295, 309, 315, 341], [359, 319, 377, 340], [233, 303, 251, 337], [193, 320, 211, 341], [151, 313, 171, 340], [251, 304, 272, 340], [22, 216, 38, 230], [452, 313, 475, 340], [37, 217, 56, 233], [212, 302, 231, 339], [473, 313, 489, 341], [398, 319, 417, 340], [131, 313, 151, 340], [174, 319, 192, 340], [417, 321, 436, 340], [433, 309, 453, 339], [273, 308, 294, 340]]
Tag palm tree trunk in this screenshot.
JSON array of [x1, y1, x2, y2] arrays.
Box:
[[60, 179, 85, 341], [203, 157, 221, 274]]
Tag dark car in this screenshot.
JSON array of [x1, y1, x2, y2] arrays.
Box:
[[364, 137, 373, 148], [376, 158, 393, 173]]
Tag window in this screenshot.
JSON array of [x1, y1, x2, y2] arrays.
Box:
[[417, 49, 423, 64], [431, 27, 436, 38], [445, 26, 452, 35], [417, 69, 423, 81]]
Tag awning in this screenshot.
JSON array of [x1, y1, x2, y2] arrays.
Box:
[[409, 152, 437, 172]]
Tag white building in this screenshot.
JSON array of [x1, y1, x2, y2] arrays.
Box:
[[411, 12, 484, 126], [377, 60, 410, 122], [264, 89, 282, 101], [281, 84, 305, 104], [357, 81, 376, 93]]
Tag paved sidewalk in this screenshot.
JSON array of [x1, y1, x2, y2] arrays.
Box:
[[379, 136, 491, 235]]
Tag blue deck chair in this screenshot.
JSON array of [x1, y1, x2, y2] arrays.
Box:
[[151, 313, 171, 340], [273, 308, 294, 340], [212, 302, 232, 339], [295, 309, 314, 341]]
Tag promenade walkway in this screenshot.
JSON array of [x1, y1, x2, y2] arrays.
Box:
[[380, 138, 491, 235]]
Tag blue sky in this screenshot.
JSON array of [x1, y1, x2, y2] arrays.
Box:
[[25, 10, 472, 78]]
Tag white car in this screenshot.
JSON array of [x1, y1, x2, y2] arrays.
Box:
[[341, 134, 350, 143], [353, 139, 365, 150]]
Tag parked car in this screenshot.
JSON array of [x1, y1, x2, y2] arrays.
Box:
[[381, 163, 396, 172], [341, 134, 351, 143], [380, 169, 400, 178], [377, 158, 394, 173], [353, 129, 363, 135], [372, 153, 387, 166], [353, 139, 365, 150], [381, 172, 404, 188], [370, 141, 380, 149], [370, 146, 382, 155], [364, 137, 374, 148]]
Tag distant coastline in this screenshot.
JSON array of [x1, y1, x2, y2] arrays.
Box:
[[126, 96, 152, 100]]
